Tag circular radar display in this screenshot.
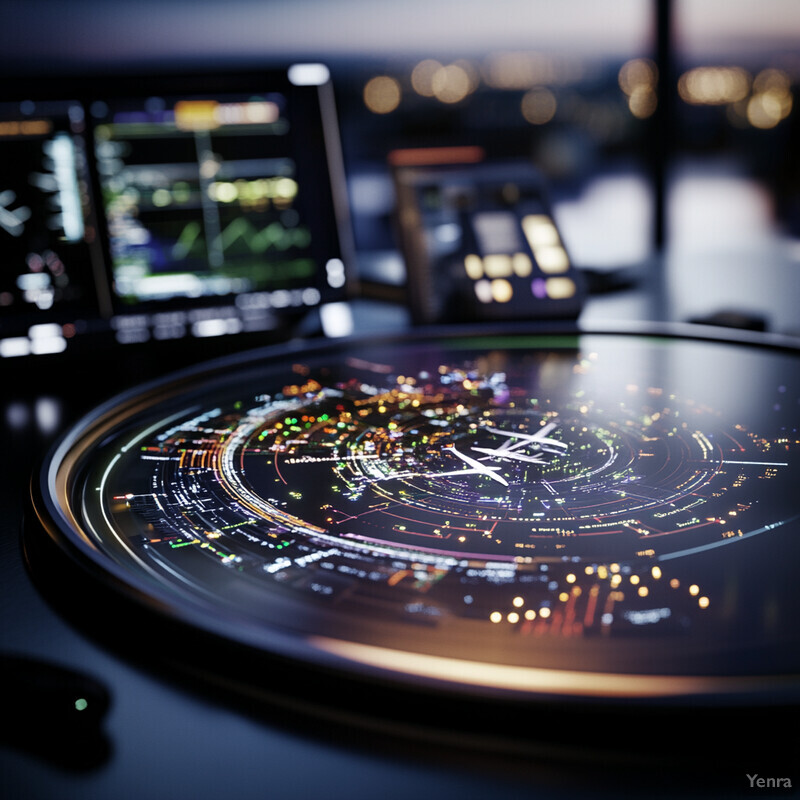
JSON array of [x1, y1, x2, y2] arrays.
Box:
[[36, 329, 800, 701]]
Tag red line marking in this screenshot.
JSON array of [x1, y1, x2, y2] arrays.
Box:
[[273, 452, 287, 484], [388, 145, 485, 167]]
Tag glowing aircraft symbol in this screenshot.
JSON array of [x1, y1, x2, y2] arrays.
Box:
[[469, 446, 549, 464], [438, 446, 509, 486], [378, 421, 566, 486], [483, 422, 567, 455], [436, 423, 567, 484]]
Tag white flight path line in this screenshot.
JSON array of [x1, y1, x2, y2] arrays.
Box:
[[716, 460, 789, 467]]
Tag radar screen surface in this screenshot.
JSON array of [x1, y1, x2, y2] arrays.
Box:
[[33, 329, 800, 704]]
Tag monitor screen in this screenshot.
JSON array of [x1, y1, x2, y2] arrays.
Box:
[[0, 99, 101, 356], [0, 66, 350, 359]]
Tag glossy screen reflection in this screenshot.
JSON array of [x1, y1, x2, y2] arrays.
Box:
[[42, 332, 800, 698]]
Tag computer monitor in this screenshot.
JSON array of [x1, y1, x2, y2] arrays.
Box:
[[0, 65, 351, 360]]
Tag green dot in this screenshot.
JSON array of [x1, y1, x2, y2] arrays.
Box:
[[75, 698, 88, 712]]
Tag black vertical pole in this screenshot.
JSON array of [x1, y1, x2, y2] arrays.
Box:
[[653, 0, 672, 251]]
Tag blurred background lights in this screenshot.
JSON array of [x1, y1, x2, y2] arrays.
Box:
[[619, 58, 658, 119], [753, 67, 791, 96], [411, 59, 442, 97], [618, 58, 657, 95], [747, 92, 790, 128], [363, 75, 402, 114], [412, 58, 479, 103], [628, 85, 658, 119], [453, 59, 480, 94], [746, 68, 793, 128], [678, 66, 751, 105], [521, 87, 557, 125], [483, 51, 563, 90], [483, 51, 538, 89], [431, 63, 472, 104]]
